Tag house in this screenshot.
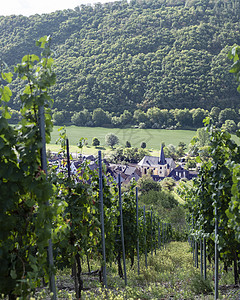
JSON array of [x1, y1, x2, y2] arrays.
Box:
[[168, 165, 198, 181], [107, 164, 142, 184], [138, 145, 176, 177]]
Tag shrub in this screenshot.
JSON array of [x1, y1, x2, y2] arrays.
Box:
[[189, 272, 213, 295], [125, 141, 131, 148], [139, 189, 178, 209], [92, 137, 100, 146], [137, 175, 161, 194]]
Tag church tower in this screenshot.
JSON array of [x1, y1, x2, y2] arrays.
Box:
[[159, 144, 166, 165], [158, 144, 168, 177]]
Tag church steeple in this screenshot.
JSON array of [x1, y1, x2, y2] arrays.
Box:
[[159, 144, 166, 165]]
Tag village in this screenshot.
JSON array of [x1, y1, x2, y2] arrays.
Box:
[[48, 145, 198, 184]]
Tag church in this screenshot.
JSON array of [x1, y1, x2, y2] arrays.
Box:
[[138, 145, 176, 177]]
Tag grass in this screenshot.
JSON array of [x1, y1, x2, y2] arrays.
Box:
[[47, 125, 197, 155], [30, 241, 239, 300]]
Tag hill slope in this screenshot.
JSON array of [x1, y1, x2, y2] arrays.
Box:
[[1, 0, 240, 114]]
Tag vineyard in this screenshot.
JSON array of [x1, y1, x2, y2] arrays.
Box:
[[1, 38, 240, 299]]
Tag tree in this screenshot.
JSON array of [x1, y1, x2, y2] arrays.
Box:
[[92, 108, 111, 126], [125, 141, 131, 148], [105, 133, 119, 149], [176, 142, 187, 158], [196, 127, 210, 147], [164, 144, 177, 160], [185, 158, 197, 170], [119, 110, 133, 126], [229, 45, 240, 91], [77, 137, 88, 154], [221, 119, 237, 133], [92, 137, 100, 146], [146, 107, 167, 127], [71, 109, 91, 126], [218, 108, 238, 125], [137, 175, 161, 194], [133, 109, 149, 125], [174, 109, 193, 128], [53, 111, 65, 125], [140, 141, 146, 148], [160, 177, 176, 191], [209, 106, 221, 124], [191, 108, 208, 128]]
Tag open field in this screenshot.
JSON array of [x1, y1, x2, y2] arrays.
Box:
[[48, 126, 197, 155]]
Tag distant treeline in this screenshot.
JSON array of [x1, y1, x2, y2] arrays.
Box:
[[10, 106, 240, 131], [1, 0, 240, 115]]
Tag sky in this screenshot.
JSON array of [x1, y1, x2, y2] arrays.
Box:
[[1, 0, 116, 16]]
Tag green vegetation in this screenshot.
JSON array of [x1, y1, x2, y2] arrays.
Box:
[[1, 0, 240, 119], [105, 132, 119, 149], [92, 137, 100, 146], [2, 35, 240, 299], [23, 241, 239, 299], [0, 37, 58, 298], [48, 125, 197, 153], [181, 118, 240, 285]]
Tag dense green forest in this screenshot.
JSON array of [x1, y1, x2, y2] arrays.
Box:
[[1, 0, 240, 121]]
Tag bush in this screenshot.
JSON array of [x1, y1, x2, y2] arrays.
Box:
[[125, 141, 131, 148], [160, 177, 176, 191], [139, 189, 178, 209], [189, 272, 213, 295], [138, 175, 161, 194], [139, 122, 147, 129], [92, 137, 100, 146], [140, 141, 146, 149]]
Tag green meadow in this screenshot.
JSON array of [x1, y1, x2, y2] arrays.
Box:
[[47, 126, 197, 155]]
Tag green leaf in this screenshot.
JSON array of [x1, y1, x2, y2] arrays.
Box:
[[1, 106, 12, 119], [22, 54, 39, 63], [2, 72, 13, 83], [36, 36, 50, 48], [1, 86, 12, 102], [229, 60, 240, 73], [26, 198, 35, 207], [0, 136, 5, 149], [10, 269, 17, 280], [195, 156, 201, 163]]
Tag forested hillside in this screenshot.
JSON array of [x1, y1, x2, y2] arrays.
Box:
[[1, 0, 240, 118]]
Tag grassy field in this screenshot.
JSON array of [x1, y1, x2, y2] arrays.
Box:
[[48, 126, 197, 155]]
